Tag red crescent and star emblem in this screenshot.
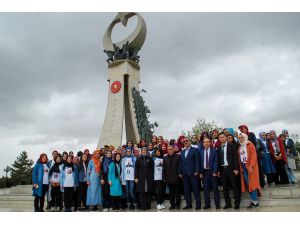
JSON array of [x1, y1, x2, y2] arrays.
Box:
[[111, 81, 121, 93]]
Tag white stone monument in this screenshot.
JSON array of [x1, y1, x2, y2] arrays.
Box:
[[97, 13, 147, 149]]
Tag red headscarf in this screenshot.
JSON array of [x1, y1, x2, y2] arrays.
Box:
[[39, 153, 48, 164], [92, 150, 101, 174], [177, 135, 185, 151], [238, 125, 249, 135]]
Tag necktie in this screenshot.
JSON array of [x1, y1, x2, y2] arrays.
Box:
[[205, 149, 209, 169], [221, 145, 225, 165]]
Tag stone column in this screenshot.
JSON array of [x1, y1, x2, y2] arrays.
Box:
[[97, 60, 141, 149]]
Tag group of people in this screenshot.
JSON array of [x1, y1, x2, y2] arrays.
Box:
[[32, 125, 298, 212]]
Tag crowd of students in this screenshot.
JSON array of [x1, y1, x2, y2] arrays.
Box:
[[32, 125, 298, 212]]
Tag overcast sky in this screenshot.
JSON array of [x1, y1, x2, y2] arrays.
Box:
[[1, 12, 300, 175]]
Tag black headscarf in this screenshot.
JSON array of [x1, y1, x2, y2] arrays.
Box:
[[114, 153, 122, 178], [63, 156, 74, 171], [49, 154, 62, 176]]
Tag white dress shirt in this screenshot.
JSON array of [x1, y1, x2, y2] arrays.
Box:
[[203, 148, 210, 169], [222, 142, 229, 166]]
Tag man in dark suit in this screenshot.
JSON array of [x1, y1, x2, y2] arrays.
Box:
[[200, 138, 220, 210], [217, 132, 241, 209], [179, 137, 201, 210]]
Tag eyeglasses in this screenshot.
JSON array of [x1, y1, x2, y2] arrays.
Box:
[[183, 140, 189, 143]]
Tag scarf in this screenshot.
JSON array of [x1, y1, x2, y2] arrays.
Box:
[[239, 133, 250, 147], [102, 156, 113, 174], [63, 162, 74, 171], [92, 150, 101, 174], [114, 153, 122, 178], [270, 131, 281, 154], [49, 162, 61, 176]]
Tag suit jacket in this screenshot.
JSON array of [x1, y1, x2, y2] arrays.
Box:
[[179, 146, 200, 176], [199, 148, 218, 174], [217, 142, 239, 172]]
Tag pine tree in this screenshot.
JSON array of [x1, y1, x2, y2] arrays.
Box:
[[9, 151, 34, 185]]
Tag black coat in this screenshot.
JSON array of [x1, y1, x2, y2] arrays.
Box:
[[163, 154, 180, 184], [134, 155, 154, 193], [217, 142, 239, 172]]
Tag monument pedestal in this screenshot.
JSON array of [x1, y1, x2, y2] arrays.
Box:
[[97, 60, 141, 148]]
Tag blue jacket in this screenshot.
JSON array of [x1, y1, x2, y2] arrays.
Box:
[[59, 165, 79, 191], [179, 146, 200, 176], [199, 148, 218, 174], [108, 163, 122, 196], [32, 162, 50, 197], [77, 164, 88, 183]]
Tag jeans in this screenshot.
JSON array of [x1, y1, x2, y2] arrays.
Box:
[[34, 184, 49, 211], [125, 180, 135, 205], [285, 165, 297, 183], [242, 163, 257, 202]]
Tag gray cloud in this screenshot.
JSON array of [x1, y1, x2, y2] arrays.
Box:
[[1, 13, 300, 175]]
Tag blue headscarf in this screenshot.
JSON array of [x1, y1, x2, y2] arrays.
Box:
[[102, 151, 113, 174], [259, 131, 266, 140]]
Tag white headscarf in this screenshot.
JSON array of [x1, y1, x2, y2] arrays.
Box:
[[238, 133, 249, 147]]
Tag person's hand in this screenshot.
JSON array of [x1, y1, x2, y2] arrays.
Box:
[[100, 179, 105, 185], [199, 174, 203, 179], [33, 184, 38, 189], [87, 181, 90, 186], [194, 172, 199, 176], [135, 179, 138, 183], [60, 185, 63, 191], [217, 172, 221, 177], [233, 170, 239, 176], [179, 174, 182, 178], [213, 173, 217, 177], [109, 181, 112, 186]]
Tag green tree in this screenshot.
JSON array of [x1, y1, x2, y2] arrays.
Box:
[[9, 151, 34, 185], [182, 117, 223, 138]]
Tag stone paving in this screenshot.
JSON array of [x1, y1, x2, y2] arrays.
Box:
[[1, 173, 300, 212]]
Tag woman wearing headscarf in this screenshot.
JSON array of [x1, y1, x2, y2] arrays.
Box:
[[101, 150, 113, 211], [282, 129, 297, 184], [258, 132, 276, 185], [86, 150, 102, 211], [134, 147, 154, 210], [238, 133, 261, 209], [239, 124, 265, 188], [49, 154, 62, 212], [108, 153, 123, 211], [32, 153, 50, 212], [77, 153, 89, 211], [268, 130, 289, 184], [60, 155, 78, 212], [121, 147, 137, 209], [153, 148, 165, 210]]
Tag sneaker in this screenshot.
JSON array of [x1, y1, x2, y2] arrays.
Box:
[[157, 204, 162, 210], [161, 203, 166, 209], [247, 202, 259, 209], [103, 208, 109, 212], [51, 207, 54, 212]]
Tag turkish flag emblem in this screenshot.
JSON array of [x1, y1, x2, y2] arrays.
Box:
[[111, 81, 121, 93]]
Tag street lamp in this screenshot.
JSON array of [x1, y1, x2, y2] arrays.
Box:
[[3, 166, 10, 188]]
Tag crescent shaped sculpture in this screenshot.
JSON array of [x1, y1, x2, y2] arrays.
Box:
[[103, 12, 147, 51]]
